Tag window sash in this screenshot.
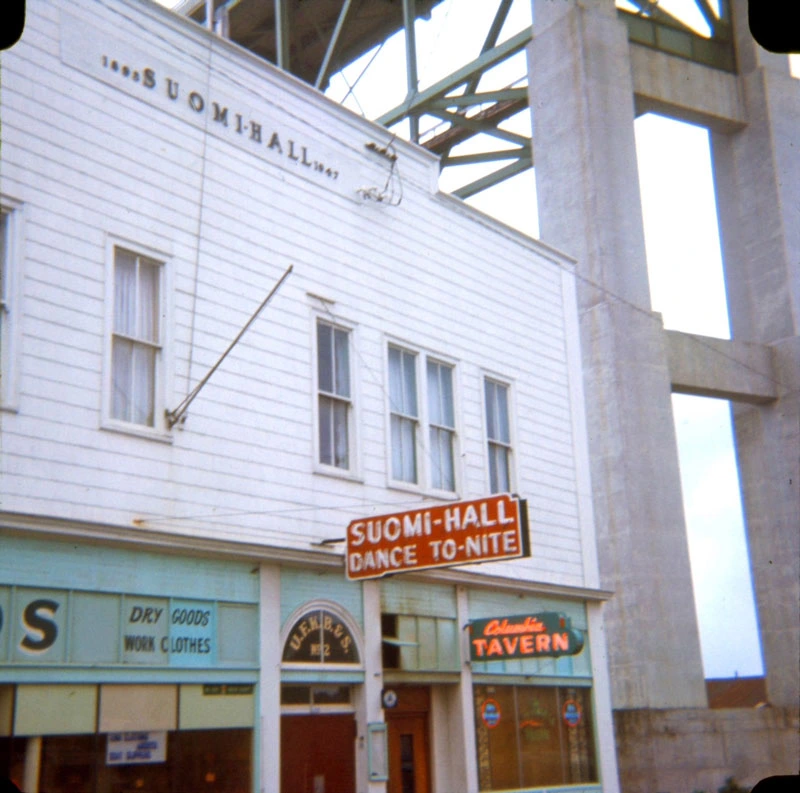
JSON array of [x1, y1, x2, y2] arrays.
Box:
[[317, 321, 352, 469], [429, 425, 455, 491], [427, 360, 454, 429], [485, 379, 510, 444], [388, 346, 417, 418], [114, 250, 160, 344], [427, 359, 456, 490], [111, 337, 156, 425], [319, 394, 350, 469], [317, 321, 350, 398], [389, 346, 419, 483], [485, 379, 511, 492], [488, 441, 510, 494], [0, 212, 8, 357], [111, 248, 161, 427], [390, 414, 417, 483]]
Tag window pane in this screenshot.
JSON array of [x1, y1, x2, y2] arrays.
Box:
[[391, 415, 416, 482], [561, 687, 597, 784], [114, 250, 137, 336], [427, 360, 442, 425], [388, 346, 404, 413], [474, 686, 519, 791], [489, 443, 509, 494], [402, 351, 417, 417], [517, 687, 561, 788], [311, 686, 351, 705], [430, 426, 455, 491], [334, 328, 350, 398], [317, 322, 333, 393], [0, 214, 6, 359], [0, 212, 7, 270], [440, 365, 454, 427], [138, 259, 159, 343], [485, 380, 497, 440], [319, 396, 333, 465], [495, 384, 510, 443], [132, 344, 155, 426], [333, 399, 349, 468], [111, 337, 133, 421], [281, 686, 311, 705]]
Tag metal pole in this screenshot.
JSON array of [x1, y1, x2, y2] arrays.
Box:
[[166, 264, 294, 427], [402, 0, 419, 142], [275, 0, 290, 72]]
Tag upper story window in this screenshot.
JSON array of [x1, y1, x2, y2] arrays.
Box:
[[317, 319, 352, 469], [110, 247, 163, 428], [388, 345, 418, 484], [0, 211, 9, 383], [485, 378, 512, 493], [0, 199, 22, 411], [427, 359, 455, 492]]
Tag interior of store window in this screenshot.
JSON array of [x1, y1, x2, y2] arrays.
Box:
[[0, 683, 253, 793], [474, 685, 597, 790], [2, 729, 251, 793]]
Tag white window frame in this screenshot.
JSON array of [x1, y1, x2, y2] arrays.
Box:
[[312, 312, 360, 479], [102, 236, 171, 440], [385, 338, 460, 495], [387, 342, 421, 489], [0, 197, 23, 412], [425, 355, 459, 495], [483, 374, 516, 494]]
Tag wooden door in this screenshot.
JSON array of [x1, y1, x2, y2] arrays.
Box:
[[387, 712, 429, 793], [281, 714, 356, 793]]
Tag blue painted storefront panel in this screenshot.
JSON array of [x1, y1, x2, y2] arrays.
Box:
[[280, 568, 363, 630], [0, 538, 260, 682], [0, 585, 258, 677], [0, 535, 259, 602]]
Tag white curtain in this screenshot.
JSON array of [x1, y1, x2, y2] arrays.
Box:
[[111, 251, 158, 426]]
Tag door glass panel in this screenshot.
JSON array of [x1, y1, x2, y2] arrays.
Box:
[[400, 733, 415, 793]]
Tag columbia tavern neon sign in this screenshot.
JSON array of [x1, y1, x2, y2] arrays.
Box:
[[468, 612, 584, 661]]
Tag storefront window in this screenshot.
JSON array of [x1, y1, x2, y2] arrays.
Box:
[[474, 685, 597, 791], [281, 685, 352, 707], [24, 728, 251, 793]]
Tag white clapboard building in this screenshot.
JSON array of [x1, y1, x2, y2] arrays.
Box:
[[0, 1, 619, 791]]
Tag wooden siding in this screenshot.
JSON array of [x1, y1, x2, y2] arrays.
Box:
[[1, 0, 590, 589]]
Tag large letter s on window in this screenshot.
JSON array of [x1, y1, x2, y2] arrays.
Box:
[[20, 599, 59, 653]]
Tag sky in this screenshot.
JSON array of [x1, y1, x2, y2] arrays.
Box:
[[156, 0, 795, 678]]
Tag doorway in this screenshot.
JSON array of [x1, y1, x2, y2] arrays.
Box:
[[280, 714, 356, 793], [385, 687, 430, 793]]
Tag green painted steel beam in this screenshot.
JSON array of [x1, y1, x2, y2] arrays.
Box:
[[441, 147, 529, 167], [425, 87, 528, 110], [423, 109, 530, 147], [377, 26, 532, 127], [464, 0, 514, 97], [274, 0, 290, 72], [403, 0, 420, 141], [315, 0, 356, 90], [452, 154, 533, 200]]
